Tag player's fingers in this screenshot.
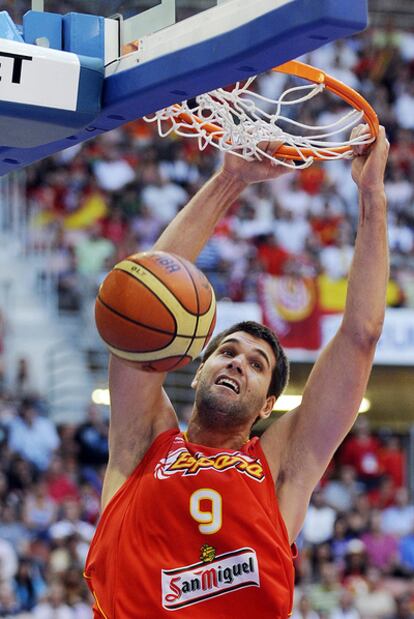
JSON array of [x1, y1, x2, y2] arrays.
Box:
[[351, 123, 373, 157], [258, 130, 285, 156]]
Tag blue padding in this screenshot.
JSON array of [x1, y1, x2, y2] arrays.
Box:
[[103, 0, 368, 119], [0, 55, 103, 148], [23, 11, 63, 50], [63, 13, 105, 60], [0, 11, 24, 42], [77, 56, 104, 115], [0, 0, 368, 174], [0, 101, 103, 148]]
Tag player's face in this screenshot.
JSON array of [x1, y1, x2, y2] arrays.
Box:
[[193, 332, 276, 428]]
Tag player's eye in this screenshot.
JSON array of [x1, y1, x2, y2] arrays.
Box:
[[251, 360, 263, 371]]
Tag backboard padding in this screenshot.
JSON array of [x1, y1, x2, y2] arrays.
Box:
[[0, 0, 368, 176]]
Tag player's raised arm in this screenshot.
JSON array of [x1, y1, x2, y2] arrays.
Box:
[[104, 145, 290, 508], [261, 125, 390, 542]]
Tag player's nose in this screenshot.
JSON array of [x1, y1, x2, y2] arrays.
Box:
[[226, 356, 243, 374]]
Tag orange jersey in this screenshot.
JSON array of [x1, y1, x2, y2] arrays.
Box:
[[85, 429, 296, 618]]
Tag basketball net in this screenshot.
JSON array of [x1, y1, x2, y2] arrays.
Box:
[[144, 61, 379, 169]]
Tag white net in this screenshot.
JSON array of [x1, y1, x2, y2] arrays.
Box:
[[144, 71, 376, 169]]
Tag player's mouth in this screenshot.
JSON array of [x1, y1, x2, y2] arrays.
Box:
[[214, 375, 240, 394]]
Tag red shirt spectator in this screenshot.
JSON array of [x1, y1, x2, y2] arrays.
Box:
[[299, 164, 326, 195], [378, 436, 406, 488], [311, 203, 344, 247], [368, 475, 397, 509], [257, 235, 291, 275], [340, 418, 383, 485], [45, 455, 79, 504]]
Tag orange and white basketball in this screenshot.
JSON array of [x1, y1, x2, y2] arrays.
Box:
[[95, 251, 216, 372]]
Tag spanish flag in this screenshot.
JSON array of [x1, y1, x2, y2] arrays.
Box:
[[258, 275, 321, 350]]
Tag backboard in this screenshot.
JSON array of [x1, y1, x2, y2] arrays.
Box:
[[0, 0, 369, 176]]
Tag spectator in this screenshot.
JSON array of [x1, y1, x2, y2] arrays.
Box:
[[292, 593, 320, 619], [353, 567, 396, 619], [22, 481, 57, 538], [141, 169, 188, 226], [309, 562, 343, 616], [93, 145, 136, 192], [45, 456, 79, 504], [382, 487, 414, 538], [13, 558, 46, 612], [368, 475, 397, 510], [329, 516, 352, 567], [256, 233, 291, 275], [274, 208, 311, 255], [0, 503, 31, 552], [302, 490, 337, 546], [7, 398, 60, 472], [330, 589, 361, 619], [340, 417, 383, 488], [74, 406, 109, 468], [361, 510, 399, 574], [72, 223, 115, 290], [32, 581, 74, 619], [379, 436, 406, 489], [131, 204, 163, 250], [7, 456, 37, 497], [319, 228, 354, 280], [323, 465, 363, 513], [342, 539, 368, 593], [310, 200, 344, 247], [49, 500, 95, 555]]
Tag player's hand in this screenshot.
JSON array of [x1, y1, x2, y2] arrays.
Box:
[[351, 124, 389, 194], [220, 140, 293, 185]]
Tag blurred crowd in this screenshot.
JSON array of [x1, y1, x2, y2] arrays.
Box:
[[0, 386, 107, 618], [293, 416, 414, 619], [21, 23, 414, 316]]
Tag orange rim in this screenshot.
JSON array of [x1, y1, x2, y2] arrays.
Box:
[[173, 60, 379, 162]]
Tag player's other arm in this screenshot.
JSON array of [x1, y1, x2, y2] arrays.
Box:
[[105, 172, 248, 507], [106, 148, 290, 507], [261, 126, 390, 542]]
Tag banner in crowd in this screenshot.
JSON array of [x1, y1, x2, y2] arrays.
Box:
[[214, 293, 414, 364], [318, 274, 403, 314], [258, 275, 321, 350]]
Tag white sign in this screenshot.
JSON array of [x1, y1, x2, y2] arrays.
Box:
[[0, 39, 80, 111], [214, 301, 262, 335], [323, 308, 414, 366], [161, 547, 260, 611]]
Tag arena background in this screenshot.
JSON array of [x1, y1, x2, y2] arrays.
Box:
[[0, 0, 414, 617]]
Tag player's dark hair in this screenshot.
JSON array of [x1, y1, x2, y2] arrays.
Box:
[[202, 321, 289, 399]]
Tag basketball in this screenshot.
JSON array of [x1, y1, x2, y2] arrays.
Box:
[[95, 251, 216, 371]]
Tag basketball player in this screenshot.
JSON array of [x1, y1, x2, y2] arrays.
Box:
[[85, 125, 389, 618]]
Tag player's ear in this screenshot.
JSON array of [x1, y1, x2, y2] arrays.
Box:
[[258, 395, 276, 420], [191, 363, 204, 389]]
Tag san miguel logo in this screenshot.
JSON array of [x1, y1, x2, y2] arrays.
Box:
[[161, 547, 260, 611], [154, 441, 265, 482]]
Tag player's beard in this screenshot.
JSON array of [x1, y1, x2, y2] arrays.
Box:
[[195, 376, 263, 430]]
